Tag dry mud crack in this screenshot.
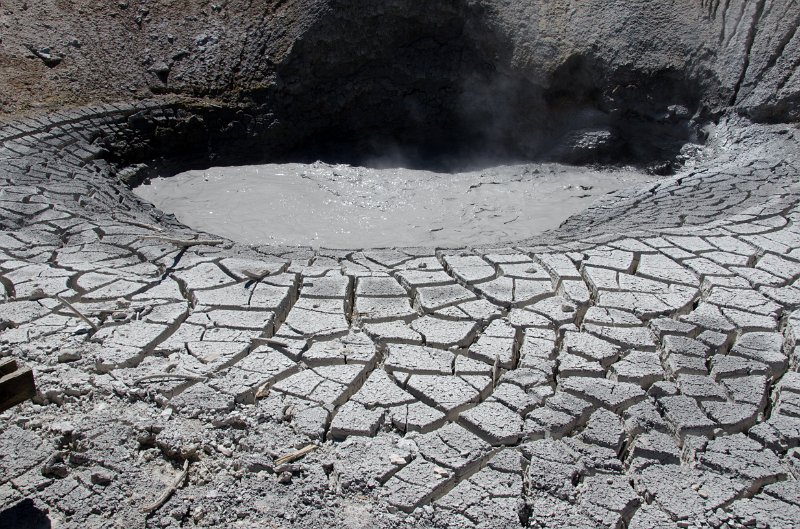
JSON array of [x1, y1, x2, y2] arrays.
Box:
[[1, 104, 799, 529], [0, 1, 800, 528]]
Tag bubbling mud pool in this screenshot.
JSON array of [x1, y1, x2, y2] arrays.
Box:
[[134, 162, 656, 248]]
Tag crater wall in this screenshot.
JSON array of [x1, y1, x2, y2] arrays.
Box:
[[1, 1, 798, 163]]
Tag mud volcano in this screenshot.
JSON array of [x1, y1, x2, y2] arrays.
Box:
[[0, 1, 799, 528]]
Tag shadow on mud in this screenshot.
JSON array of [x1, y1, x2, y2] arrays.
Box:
[[0, 499, 52, 529]]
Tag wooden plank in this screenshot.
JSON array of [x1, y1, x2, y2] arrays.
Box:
[[0, 367, 35, 412], [0, 358, 18, 377]]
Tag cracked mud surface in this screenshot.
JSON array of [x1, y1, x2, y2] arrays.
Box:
[[135, 163, 654, 248], [1, 0, 800, 528], [0, 105, 799, 529]]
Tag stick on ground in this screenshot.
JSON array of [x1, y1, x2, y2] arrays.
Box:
[[55, 295, 99, 332], [275, 444, 317, 466], [134, 374, 207, 385], [142, 459, 190, 514], [252, 338, 289, 348], [138, 235, 224, 248]]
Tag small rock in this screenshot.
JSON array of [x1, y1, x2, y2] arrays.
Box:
[[277, 471, 292, 484], [274, 463, 303, 474], [389, 454, 408, 465], [50, 421, 74, 434], [27, 46, 63, 67], [396, 438, 418, 452], [29, 288, 46, 300], [432, 466, 449, 478], [241, 456, 272, 473], [241, 267, 271, 280], [42, 456, 69, 478], [58, 350, 81, 363], [91, 470, 113, 486], [149, 61, 170, 81]]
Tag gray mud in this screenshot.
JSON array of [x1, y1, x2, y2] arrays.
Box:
[[2, 0, 800, 527], [135, 162, 654, 248]]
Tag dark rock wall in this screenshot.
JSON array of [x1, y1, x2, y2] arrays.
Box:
[[267, 0, 709, 164], [717, 0, 800, 122], [0, 0, 797, 165]]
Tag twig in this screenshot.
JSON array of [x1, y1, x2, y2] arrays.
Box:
[[134, 374, 207, 385], [129, 220, 164, 233], [274, 444, 317, 466], [138, 235, 224, 248], [55, 295, 99, 332], [113, 215, 164, 233], [253, 338, 289, 348], [142, 459, 189, 514]]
